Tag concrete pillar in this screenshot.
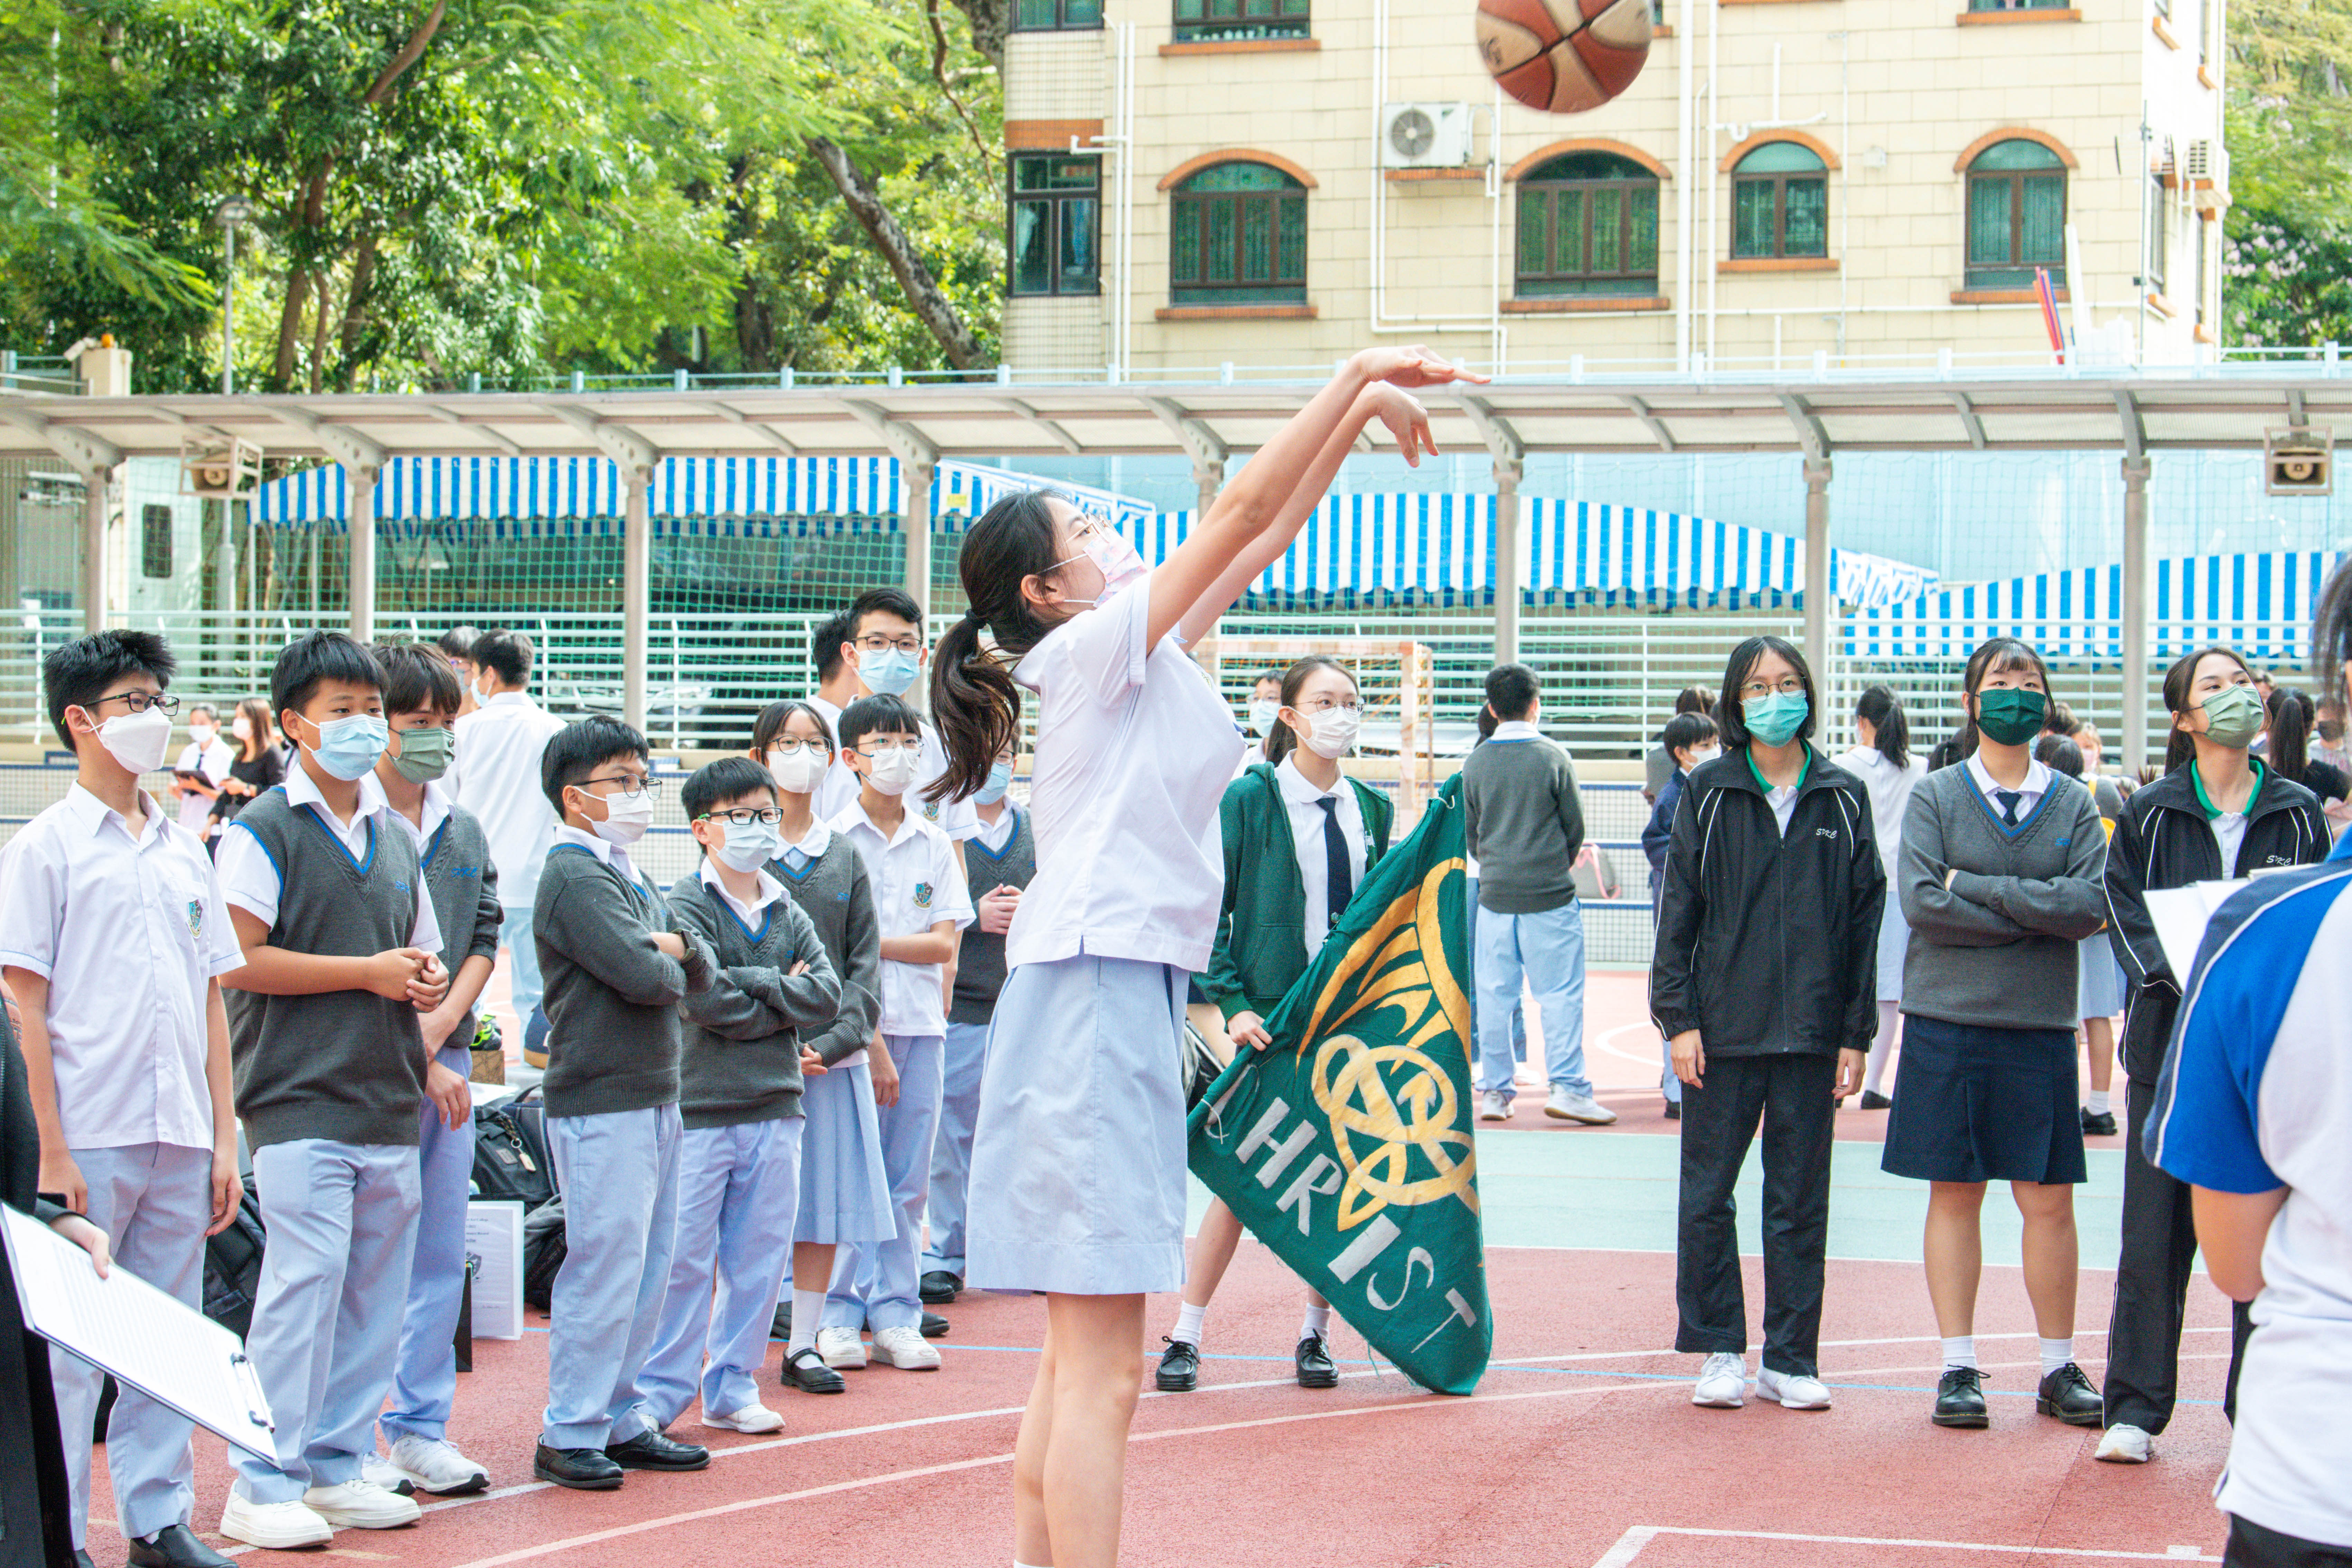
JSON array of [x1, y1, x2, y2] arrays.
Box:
[[902, 458, 937, 620], [2121, 456, 2153, 775], [1493, 459, 1523, 665], [346, 464, 378, 642], [623, 465, 652, 734], [1803, 458, 1834, 691], [81, 466, 112, 634]]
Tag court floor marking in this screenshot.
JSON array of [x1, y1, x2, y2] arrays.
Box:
[[1590, 1525, 2220, 1566]]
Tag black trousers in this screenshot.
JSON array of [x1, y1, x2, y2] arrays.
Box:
[[2228, 1516, 2352, 1568], [1674, 1051, 1837, 1377], [2104, 1073, 2255, 1433]]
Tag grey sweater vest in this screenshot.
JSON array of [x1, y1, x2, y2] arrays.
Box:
[[533, 843, 715, 1120], [226, 788, 429, 1150], [420, 807, 504, 987], [1462, 735, 1586, 914], [667, 873, 844, 1129], [771, 836, 882, 1067], [950, 809, 1036, 1026]]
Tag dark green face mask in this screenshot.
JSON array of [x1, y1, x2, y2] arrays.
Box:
[[1974, 686, 2048, 747]]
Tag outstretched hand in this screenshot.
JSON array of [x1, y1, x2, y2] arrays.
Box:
[[1354, 345, 1489, 390], [1361, 384, 1438, 466]]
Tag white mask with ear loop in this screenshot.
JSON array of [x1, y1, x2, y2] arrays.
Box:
[[86, 704, 174, 775]]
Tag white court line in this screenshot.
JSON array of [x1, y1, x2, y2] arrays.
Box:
[[1591, 1525, 2219, 1566], [1591, 1021, 1667, 1069]]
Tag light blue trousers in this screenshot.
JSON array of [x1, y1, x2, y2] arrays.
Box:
[[825, 1034, 944, 1334], [231, 1140, 421, 1504], [641, 1118, 804, 1429], [541, 1104, 681, 1451], [500, 902, 544, 1029], [379, 1045, 477, 1447], [921, 1021, 989, 1280], [54, 1142, 211, 1544], [1474, 901, 1591, 1101]]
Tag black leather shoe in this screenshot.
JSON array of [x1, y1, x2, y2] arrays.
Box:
[[772, 1301, 790, 1338], [921, 1311, 950, 1339], [606, 1430, 710, 1471], [128, 1525, 234, 1568], [1932, 1367, 1988, 1428], [534, 1442, 624, 1490], [781, 1345, 846, 1394], [1155, 1336, 1199, 1391], [2080, 1107, 2119, 1137], [1295, 1333, 1340, 1389], [1859, 1090, 1893, 1111], [919, 1270, 962, 1304], [1662, 1100, 1681, 1120], [2037, 1362, 2103, 1426]]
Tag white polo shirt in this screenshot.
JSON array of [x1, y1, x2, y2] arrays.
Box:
[[697, 857, 784, 928], [778, 817, 833, 874], [814, 713, 981, 844], [1275, 757, 1368, 955], [830, 800, 973, 1038], [0, 786, 241, 1152], [453, 690, 568, 911], [215, 764, 442, 951]]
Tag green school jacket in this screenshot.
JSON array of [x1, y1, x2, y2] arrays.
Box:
[[1201, 761, 1394, 1023]]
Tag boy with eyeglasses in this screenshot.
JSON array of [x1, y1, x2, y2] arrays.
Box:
[[813, 589, 979, 846], [819, 696, 973, 1371], [529, 718, 716, 1490], [642, 758, 842, 1436], [0, 631, 243, 1568]]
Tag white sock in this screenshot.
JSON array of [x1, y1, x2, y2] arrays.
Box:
[[1942, 1336, 1978, 1371], [788, 1289, 824, 1354], [1300, 1305, 1331, 1340], [1171, 1301, 1205, 1348], [2087, 1088, 2111, 1116], [2040, 1336, 2074, 1377]]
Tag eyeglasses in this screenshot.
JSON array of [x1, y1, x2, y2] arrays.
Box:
[[767, 738, 827, 756], [855, 738, 923, 756], [88, 691, 180, 717], [581, 774, 663, 799], [1295, 697, 1362, 714], [855, 633, 923, 655], [697, 807, 783, 828], [1738, 678, 1805, 700]]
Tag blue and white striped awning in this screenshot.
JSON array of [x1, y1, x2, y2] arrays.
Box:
[[1845, 550, 2345, 663]]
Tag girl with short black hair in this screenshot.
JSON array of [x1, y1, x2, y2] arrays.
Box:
[[1837, 685, 1924, 1111]]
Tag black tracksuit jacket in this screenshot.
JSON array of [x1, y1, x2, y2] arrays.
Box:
[[1649, 746, 1887, 1058]]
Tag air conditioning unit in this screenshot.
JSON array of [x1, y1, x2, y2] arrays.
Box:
[[2267, 426, 2333, 498], [1381, 103, 1475, 169], [2186, 139, 2231, 212], [180, 437, 263, 500]]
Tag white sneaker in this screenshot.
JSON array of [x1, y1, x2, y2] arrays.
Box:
[[360, 1453, 415, 1496], [2095, 1423, 2153, 1463], [301, 1478, 422, 1529], [871, 1324, 943, 1370], [1755, 1366, 1832, 1410], [1478, 1091, 1512, 1122], [1546, 1087, 1619, 1125], [384, 1434, 490, 1495], [815, 1325, 868, 1369], [219, 1493, 336, 1549], [1692, 1352, 1748, 1408], [702, 1403, 785, 1434]]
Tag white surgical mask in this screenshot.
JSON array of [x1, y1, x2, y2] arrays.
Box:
[[714, 818, 780, 872], [857, 648, 921, 698], [1248, 700, 1280, 733], [767, 744, 828, 796], [188, 721, 216, 746], [587, 788, 653, 846], [88, 705, 174, 775], [1302, 707, 1361, 760], [862, 745, 921, 797], [231, 715, 253, 742], [1686, 745, 1721, 770], [976, 760, 1014, 805]]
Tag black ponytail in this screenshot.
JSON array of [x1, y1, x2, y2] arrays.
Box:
[[2267, 685, 2314, 781], [1263, 655, 1355, 767], [1854, 684, 1909, 769], [927, 491, 1066, 805]]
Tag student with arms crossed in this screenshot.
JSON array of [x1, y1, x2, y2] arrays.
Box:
[[213, 632, 451, 1549], [0, 632, 243, 1568]]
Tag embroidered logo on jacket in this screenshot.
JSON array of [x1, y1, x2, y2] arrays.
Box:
[[1814, 828, 1838, 841], [914, 882, 935, 909]]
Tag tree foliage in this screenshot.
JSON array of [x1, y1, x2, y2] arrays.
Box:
[[2224, 0, 2352, 345]]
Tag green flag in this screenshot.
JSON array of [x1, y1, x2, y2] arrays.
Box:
[[1186, 775, 1490, 1395]]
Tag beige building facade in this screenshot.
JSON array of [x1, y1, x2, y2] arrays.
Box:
[[1000, 0, 2229, 377]]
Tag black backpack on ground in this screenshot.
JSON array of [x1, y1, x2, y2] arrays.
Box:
[[522, 1194, 566, 1310], [203, 1175, 268, 1338], [471, 1087, 555, 1209]]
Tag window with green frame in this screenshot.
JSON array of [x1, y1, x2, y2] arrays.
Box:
[[1013, 0, 1102, 31], [1515, 152, 1660, 297], [1731, 142, 1828, 259], [1169, 162, 1307, 304], [1008, 155, 1102, 297], [1965, 139, 2066, 288], [1174, 0, 1309, 42]]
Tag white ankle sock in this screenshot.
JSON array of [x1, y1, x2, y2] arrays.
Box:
[[2040, 1337, 2074, 1377], [788, 1289, 824, 1353], [1942, 1336, 1978, 1371], [2087, 1089, 2111, 1116], [1172, 1302, 1205, 1348], [1300, 1305, 1331, 1340]]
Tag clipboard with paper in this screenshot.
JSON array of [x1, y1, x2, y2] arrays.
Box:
[[2142, 877, 2260, 978], [1, 1203, 276, 1461]]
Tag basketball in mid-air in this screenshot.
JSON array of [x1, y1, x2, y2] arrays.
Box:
[[1476, 0, 1652, 114]]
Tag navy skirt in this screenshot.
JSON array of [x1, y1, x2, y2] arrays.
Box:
[[1881, 1014, 2086, 1185]]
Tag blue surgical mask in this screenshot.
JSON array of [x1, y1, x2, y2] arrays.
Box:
[[976, 760, 1013, 805], [303, 712, 390, 781], [1742, 692, 1809, 749], [715, 818, 781, 873], [859, 648, 920, 698]]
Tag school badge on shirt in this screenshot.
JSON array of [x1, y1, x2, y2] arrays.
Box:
[[921, 801, 941, 821], [914, 882, 934, 909], [186, 899, 204, 937]]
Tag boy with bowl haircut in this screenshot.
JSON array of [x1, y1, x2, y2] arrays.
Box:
[[213, 631, 449, 1550], [531, 718, 717, 1490]]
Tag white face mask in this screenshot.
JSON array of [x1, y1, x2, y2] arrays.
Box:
[[88, 705, 174, 775], [861, 744, 922, 797], [1687, 745, 1721, 770], [1301, 706, 1361, 760], [767, 744, 828, 796], [712, 818, 780, 873], [584, 787, 653, 846], [189, 721, 216, 746], [1248, 699, 1280, 733]]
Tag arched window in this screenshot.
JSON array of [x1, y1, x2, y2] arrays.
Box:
[[1966, 138, 2067, 288], [1169, 162, 1306, 305], [1516, 152, 1660, 298], [1731, 142, 1828, 260]]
